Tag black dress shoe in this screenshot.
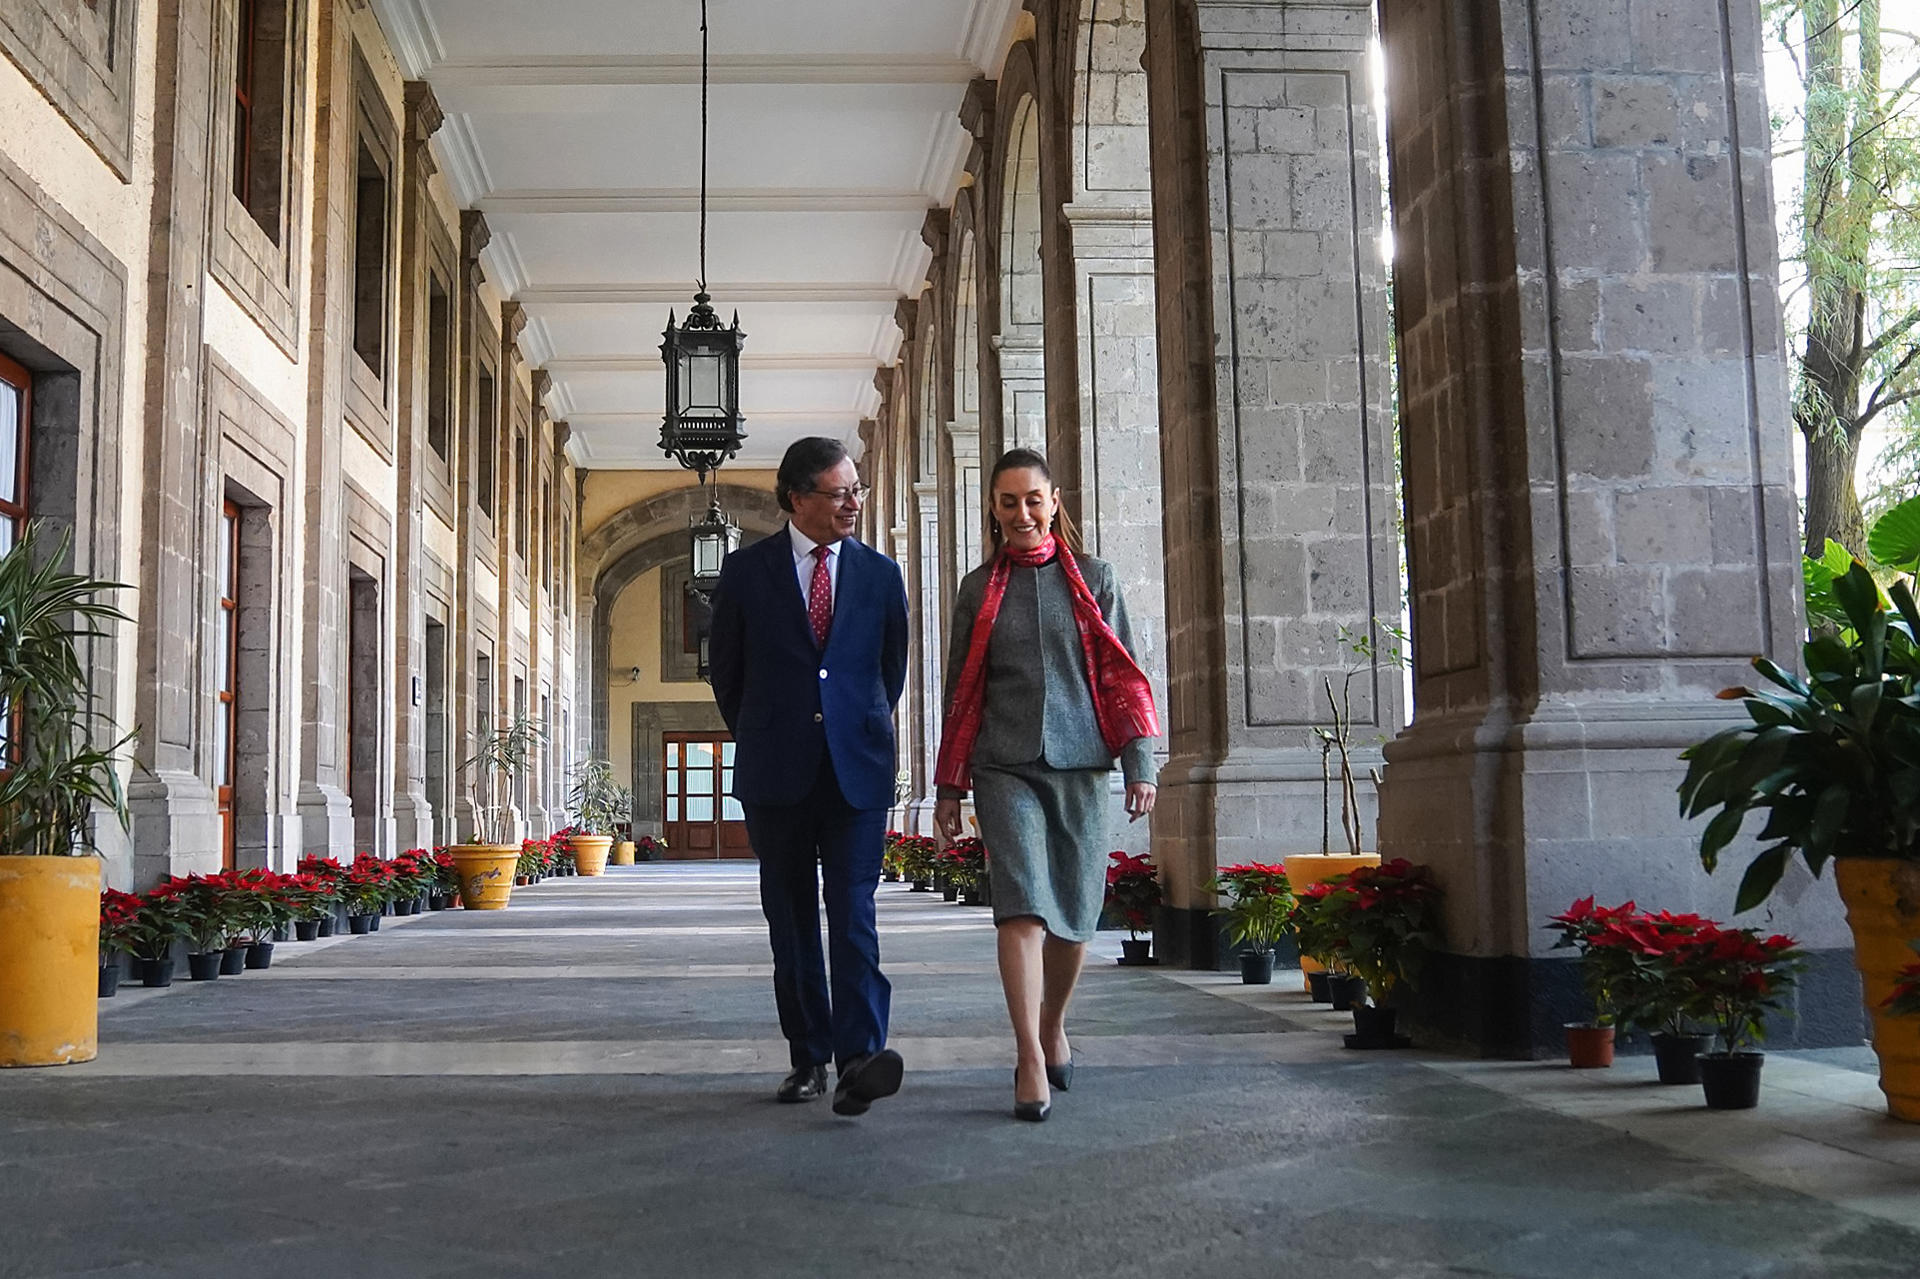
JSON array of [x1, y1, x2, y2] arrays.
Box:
[[1013, 1098, 1051, 1123], [831, 1048, 904, 1116], [1046, 1060, 1073, 1093], [776, 1065, 828, 1103]]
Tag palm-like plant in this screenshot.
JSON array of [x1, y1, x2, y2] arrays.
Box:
[[461, 714, 544, 846], [0, 521, 133, 857], [567, 758, 621, 836]]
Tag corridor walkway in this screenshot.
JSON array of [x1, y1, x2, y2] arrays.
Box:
[[3, 866, 1919, 1278]]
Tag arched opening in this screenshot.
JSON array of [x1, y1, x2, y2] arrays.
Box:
[[997, 96, 1047, 456]]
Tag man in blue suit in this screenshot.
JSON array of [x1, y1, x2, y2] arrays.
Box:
[[708, 437, 909, 1115]]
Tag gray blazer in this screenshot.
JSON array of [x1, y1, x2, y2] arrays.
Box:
[[938, 552, 1157, 798]]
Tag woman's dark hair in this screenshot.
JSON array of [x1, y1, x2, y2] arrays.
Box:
[[986, 447, 1083, 556], [775, 437, 851, 513]]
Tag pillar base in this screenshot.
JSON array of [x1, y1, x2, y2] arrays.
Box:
[[128, 769, 221, 887], [296, 782, 354, 861]]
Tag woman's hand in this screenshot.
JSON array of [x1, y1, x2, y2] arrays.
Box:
[[1125, 782, 1157, 823], [933, 797, 965, 846]]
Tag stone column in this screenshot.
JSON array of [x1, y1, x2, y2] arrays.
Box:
[[452, 210, 490, 842], [907, 479, 944, 836], [294, 0, 356, 860], [1144, 0, 1404, 964], [1375, 0, 1852, 1054], [994, 333, 1047, 454], [389, 79, 442, 856], [129, 0, 223, 883]]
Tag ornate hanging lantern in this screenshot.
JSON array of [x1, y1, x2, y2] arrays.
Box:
[[658, 0, 746, 479]]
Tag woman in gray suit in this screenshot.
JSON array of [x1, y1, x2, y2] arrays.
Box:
[[932, 448, 1159, 1122]]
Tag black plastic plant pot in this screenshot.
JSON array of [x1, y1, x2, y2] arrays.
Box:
[[317, 915, 335, 937], [1239, 950, 1275, 985], [294, 920, 321, 942], [1119, 938, 1153, 966], [1699, 1052, 1764, 1110], [219, 946, 249, 976], [347, 914, 375, 935], [187, 952, 222, 981], [98, 963, 120, 998], [245, 942, 274, 970], [140, 957, 176, 988], [1328, 973, 1366, 1011], [1651, 1032, 1708, 1085], [1306, 969, 1332, 1003]]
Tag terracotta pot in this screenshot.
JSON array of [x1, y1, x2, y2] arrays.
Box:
[[610, 840, 637, 867], [1282, 853, 1381, 989], [1564, 1023, 1615, 1069], [570, 835, 614, 877], [450, 844, 522, 910], [1835, 858, 1920, 1121], [0, 856, 101, 1066]]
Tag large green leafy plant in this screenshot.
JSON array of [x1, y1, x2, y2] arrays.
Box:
[[0, 522, 133, 856], [1680, 559, 1920, 911], [566, 758, 622, 836], [462, 714, 544, 846]]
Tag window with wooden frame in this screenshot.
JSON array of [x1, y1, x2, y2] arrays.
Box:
[[426, 271, 451, 463], [514, 429, 528, 561], [351, 137, 390, 375], [216, 501, 240, 869], [230, 0, 291, 243], [0, 351, 30, 555], [476, 371, 496, 520]]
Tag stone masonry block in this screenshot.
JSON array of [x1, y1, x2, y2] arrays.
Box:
[[1258, 105, 1318, 153], [1612, 486, 1711, 565], [1599, 277, 1700, 355], [1558, 356, 1655, 479], [1668, 567, 1767, 654], [1539, 72, 1592, 149], [1562, 487, 1615, 568], [1533, 0, 1633, 71], [1592, 75, 1679, 148], [1650, 359, 1754, 481], [1290, 153, 1356, 233], [1645, 153, 1740, 273], [1630, 0, 1728, 74], [1544, 152, 1647, 273], [1567, 565, 1666, 654], [1708, 485, 1759, 564], [1305, 536, 1371, 616]]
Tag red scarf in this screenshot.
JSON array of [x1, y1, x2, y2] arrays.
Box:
[[934, 536, 1159, 791]]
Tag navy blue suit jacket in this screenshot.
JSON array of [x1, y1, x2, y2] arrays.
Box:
[[708, 528, 909, 811]]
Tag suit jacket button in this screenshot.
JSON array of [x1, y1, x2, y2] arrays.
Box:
[[813, 712, 823, 723], [818, 669, 828, 680]]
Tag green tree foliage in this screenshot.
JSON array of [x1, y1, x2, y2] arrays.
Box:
[[1770, 2, 1920, 553]]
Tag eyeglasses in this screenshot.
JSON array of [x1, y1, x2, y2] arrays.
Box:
[[800, 483, 870, 505]]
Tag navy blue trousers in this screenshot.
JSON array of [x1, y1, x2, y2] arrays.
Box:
[[742, 756, 891, 1071]]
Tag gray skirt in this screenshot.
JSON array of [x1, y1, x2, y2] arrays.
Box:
[[973, 761, 1111, 943]]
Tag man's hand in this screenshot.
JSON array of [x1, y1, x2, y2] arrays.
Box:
[[933, 798, 964, 846], [1124, 783, 1157, 823]]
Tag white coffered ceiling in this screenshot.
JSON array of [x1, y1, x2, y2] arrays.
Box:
[[371, 0, 1023, 468]]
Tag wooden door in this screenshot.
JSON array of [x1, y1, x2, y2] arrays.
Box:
[[663, 734, 751, 859], [216, 501, 239, 869]]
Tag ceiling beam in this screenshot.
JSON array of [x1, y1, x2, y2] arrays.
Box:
[[428, 54, 978, 88], [519, 283, 906, 305], [480, 190, 935, 215], [547, 354, 884, 373]]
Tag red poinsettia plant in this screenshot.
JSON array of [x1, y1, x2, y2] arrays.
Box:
[[1661, 923, 1803, 1054], [1547, 896, 1648, 1027], [1210, 862, 1294, 955], [1289, 880, 1343, 970], [1104, 852, 1162, 940], [938, 837, 987, 890], [1573, 904, 1716, 1037], [99, 888, 143, 962], [1317, 858, 1442, 1002], [342, 854, 397, 916]]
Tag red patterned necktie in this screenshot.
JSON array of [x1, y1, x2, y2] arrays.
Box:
[[808, 544, 833, 648]]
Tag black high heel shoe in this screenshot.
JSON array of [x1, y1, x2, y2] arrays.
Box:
[[1013, 1069, 1051, 1122], [1045, 1059, 1073, 1093]]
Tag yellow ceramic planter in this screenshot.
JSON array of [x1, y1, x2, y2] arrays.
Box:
[[0, 855, 101, 1067], [610, 839, 636, 867], [1835, 858, 1920, 1122], [448, 844, 521, 910], [570, 834, 613, 877], [1282, 852, 1381, 990]]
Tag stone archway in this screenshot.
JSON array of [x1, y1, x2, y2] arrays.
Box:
[[581, 483, 783, 758]]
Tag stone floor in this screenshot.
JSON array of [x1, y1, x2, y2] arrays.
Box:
[[3, 864, 1919, 1278]]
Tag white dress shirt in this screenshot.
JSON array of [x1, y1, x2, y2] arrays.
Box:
[[788, 524, 842, 609]]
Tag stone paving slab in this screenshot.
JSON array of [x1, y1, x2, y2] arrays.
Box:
[[4, 863, 1918, 1278]]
